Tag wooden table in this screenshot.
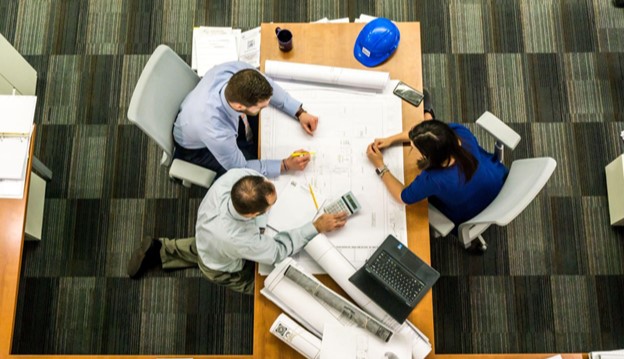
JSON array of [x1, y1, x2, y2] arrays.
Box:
[[252, 22, 585, 359], [253, 21, 431, 358]]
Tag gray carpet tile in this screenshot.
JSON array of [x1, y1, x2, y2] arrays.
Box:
[[550, 275, 603, 352], [6, 0, 624, 355], [582, 196, 624, 275]]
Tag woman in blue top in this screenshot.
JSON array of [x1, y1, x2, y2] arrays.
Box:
[[366, 101, 508, 245]]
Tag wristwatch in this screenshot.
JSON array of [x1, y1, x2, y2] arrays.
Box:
[[375, 165, 389, 177], [295, 105, 307, 119]]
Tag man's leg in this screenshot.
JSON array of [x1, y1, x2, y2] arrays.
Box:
[[128, 236, 200, 278], [197, 259, 255, 295], [172, 139, 227, 178], [160, 237, 200, 269]]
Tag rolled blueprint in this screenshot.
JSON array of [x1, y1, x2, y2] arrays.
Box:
[[263, 258, 394, 344], [265, 60, 390, 91], [270, 313, 322, 359], [304, 234, 432, 359], [284, 265, 393, 342]]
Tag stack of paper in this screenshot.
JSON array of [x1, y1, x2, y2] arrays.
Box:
[[0, 95, 36, 199], [191, 26, 261, 76]]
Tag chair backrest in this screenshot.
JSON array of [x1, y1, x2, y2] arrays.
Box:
[[459, 157, 556, 233], [127, 45, 199, 163]]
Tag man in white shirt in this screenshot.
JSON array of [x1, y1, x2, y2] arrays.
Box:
[[127, 168, 347, 295]]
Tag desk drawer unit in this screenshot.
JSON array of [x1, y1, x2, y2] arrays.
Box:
[[606, 154, 624, 226]]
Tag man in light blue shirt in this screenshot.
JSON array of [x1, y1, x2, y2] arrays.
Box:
[[173, 61, 319, 178], [127, 168, 348, 295]]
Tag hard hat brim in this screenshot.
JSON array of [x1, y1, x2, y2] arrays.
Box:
[[353, 43, 394, 67]]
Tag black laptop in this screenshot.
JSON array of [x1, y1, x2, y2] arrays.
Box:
[[349, 234, 440, 323]]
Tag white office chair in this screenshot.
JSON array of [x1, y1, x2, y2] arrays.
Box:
[[428, 111, 557, 251], [127, 44, 216, 188]]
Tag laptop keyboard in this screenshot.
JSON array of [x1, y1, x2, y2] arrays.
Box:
[[365, 250, 425, 304]]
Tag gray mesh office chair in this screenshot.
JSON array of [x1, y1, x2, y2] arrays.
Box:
[[428, 111, 557, 251], [128, 44, 216, 188]]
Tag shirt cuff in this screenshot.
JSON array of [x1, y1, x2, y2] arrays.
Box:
[[284, 98, 302, 118], [301, 222, 319, 241], [266, 159, 282, 178]]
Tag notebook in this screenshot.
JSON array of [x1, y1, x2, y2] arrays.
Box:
[[348, 234, 440, 323]]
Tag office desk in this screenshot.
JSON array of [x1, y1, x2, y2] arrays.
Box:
[[253, 21, 431, 358], [253, 22, 585, 359], [0, 127, 36, 356]]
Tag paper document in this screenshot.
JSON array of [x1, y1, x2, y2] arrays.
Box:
[[192, 26, 261, 75], [267, 178, 323, 232], [0, 95, 36, 198], [320, 322, 411, 359], [0, 95, 37, 133]]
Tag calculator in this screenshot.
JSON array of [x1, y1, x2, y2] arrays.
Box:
[[323, 191, 361, 216]]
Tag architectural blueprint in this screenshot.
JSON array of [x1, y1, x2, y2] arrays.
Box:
[[261, 66, 407, 272]]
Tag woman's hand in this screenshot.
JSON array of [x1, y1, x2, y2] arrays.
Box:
[[366, 143, 385, 168], [373, 137, 393, 149]]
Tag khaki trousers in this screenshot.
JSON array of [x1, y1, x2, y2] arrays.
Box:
[[159, 237, 255, 295]]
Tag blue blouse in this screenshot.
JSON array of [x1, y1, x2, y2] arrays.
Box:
[[401, 123, 508, 226]]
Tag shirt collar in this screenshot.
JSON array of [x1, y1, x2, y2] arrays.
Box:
[[227, 199, 252, 222], [220, 83, 241, 120]]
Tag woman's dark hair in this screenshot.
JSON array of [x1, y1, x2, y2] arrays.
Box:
[[408, 119, 478, 182], [231, 175, 276, 215], [224, 69, 273, 107]]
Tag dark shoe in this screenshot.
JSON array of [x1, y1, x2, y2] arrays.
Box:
[[423, 88, 435, 119], [127, 236, 162, 278]]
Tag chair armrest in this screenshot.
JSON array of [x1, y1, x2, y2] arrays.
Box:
[[428, 203, 455, 237], [169, 159, 216, 188], [476, 111, 521, 150]]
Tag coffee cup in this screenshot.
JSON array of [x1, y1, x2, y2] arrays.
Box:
[[275, 27, 293, 52]]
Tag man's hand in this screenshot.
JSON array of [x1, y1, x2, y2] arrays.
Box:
[[313, 212, 348, 233], [366, 143, 385, 168], [299, 112, 318, 135], [282, 148, 311, 172]]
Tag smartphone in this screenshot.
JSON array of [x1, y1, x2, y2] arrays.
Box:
[[393, 81, 424, 107]]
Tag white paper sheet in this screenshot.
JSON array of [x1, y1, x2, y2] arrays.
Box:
[[195, 33, 238, 76], [267, 178, 324, 233], [261, 74, 407, 273], [0, 136, 30, 179], [320, 322, 411, 359], [265, 60, 390, 91], [0, 95, 37, 133], [238, 27, 261, 68], [270, 313, 322, 359]]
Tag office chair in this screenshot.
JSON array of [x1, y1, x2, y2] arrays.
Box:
[[428, 111, 557, 251], [127, 45, 216, 188]]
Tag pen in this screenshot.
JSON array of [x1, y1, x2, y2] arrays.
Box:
[[290, 151, 316, 158], [308, 184, 319, 210]]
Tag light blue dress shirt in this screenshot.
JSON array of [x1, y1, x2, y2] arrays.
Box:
[[173, 61, 302, 178], [195, 168, 318, 273]]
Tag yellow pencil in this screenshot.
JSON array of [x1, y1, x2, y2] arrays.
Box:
[[291, 151, 316, 158], [308, 184, 319, 210]]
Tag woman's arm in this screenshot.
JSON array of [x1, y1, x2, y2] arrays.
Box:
[[373, 128, 411, 149], [366, 143, 406, 204]]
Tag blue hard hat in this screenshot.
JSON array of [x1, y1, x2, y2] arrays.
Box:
[[354, 18, 400, 67]]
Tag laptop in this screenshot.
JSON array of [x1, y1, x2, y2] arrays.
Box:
[[348, 234, 440, 323]]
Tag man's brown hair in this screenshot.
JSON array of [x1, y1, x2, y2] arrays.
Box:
[[224, 69, 273, 107], [231, 175, 276, 215]]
